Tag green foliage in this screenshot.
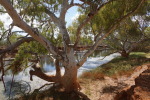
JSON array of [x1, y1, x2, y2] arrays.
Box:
[[81, 52, 150, 79], [7, 41, 47, 74], [68, 21, 93, 45], [90, 0, 143, 32], [101, 15, 150, 56], [7, 44, 31, 74], [0, 0, 149, 76], [0, 20, 7, 46], [9, 34, 23, 43]]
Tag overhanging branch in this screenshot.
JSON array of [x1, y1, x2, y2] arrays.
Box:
[[29, 65, 60, 83], [0, 37, 34, 55], [44, 7, 59, 25], [0, 0, 60, 58], [74, 0, 114, 48], [77, 0, 145, 68]]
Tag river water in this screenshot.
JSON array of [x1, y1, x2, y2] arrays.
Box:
[[0, 52, 120, 99]]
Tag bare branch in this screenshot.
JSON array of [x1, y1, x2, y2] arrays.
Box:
[[70, 3, 85, 8], [60, 0, 69, 22], [74, 0, 113, 48], [70, 0, 74, 5], [79, 0, 95, 5], [44, 7, 59, 25], [29, 65, 60, 83], [0, 0, 60, 57], [127, 38, 150, 53], [43, 1, 72, 53], [77, 0, 145, 68], [0, 9, 6, 13], [0, 37, 34, 55]]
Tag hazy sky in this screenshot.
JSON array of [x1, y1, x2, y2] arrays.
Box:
[[0, 2, 80, 36], [66, 6, 79, 26]]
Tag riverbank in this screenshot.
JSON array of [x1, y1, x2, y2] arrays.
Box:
[[80, 63, 150, 100], [16, 63, 150, 100], [1, 52, 149, 100], [80, 52, 150, 79], [0, 53, 120, 100], [79, 52, 150, 100]]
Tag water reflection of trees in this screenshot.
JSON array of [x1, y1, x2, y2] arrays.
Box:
[[4, 80, 31, 99]]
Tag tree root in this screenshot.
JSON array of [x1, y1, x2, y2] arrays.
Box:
[[74, 90, 91, 100]]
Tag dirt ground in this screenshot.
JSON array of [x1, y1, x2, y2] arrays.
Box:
[[80, 64, 149, 100]]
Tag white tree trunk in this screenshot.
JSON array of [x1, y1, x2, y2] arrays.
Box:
[[61, 49, 80, 92]]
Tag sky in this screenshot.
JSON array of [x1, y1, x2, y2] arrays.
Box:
[[0, 2, 80, 36], [65, 6, 79, 26]]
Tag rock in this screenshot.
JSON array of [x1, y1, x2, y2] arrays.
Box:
[[115, 64, 150, 100]]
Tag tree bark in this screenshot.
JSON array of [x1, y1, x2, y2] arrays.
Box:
[[29, 49, 80, 92], [62, 66, 79, 92], [120, 50, 129, 58], [61, 49, 80, 92], [30, 62, 80, 92], [0, 0, 145, 94]]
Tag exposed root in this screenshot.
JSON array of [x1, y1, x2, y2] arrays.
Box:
[[74, 90, 90, 100], [17, 84, 89, 100]]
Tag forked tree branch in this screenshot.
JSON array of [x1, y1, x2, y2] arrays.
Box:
[[29, 65, 60, 83], [44, 7, 59, 25], [60, 0, 69, 21], [127, 38, 150, 53], [74, 0, 113, 48], [44, 0, 71, 52], [77, 0, 145, 68], [0, 0, 60, 58]]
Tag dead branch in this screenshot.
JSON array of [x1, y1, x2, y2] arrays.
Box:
[[29, 64, 60, 83]]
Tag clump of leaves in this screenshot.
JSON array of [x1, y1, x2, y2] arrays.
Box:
[[6, 41, 47, 74]]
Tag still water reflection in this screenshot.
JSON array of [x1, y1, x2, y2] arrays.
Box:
[[0, 51, 120, 99]]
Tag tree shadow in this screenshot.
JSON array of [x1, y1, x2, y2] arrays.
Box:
[[18, 85, 88, 100], [102, 83, 128, 93], [3, 80, 31, 99]]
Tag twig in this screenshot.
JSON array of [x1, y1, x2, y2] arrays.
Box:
[[9, 73, 15, 99], [0, 54, 6, 92], [38, 83, 54, 91], [32, 83, 54, 93]]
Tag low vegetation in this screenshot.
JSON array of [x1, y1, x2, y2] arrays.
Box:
[[80, 52, 150, 79]]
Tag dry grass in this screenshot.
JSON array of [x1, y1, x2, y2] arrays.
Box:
[[80, 64, 150, 100], [80, 52, 150, 80], [80, 71, 105, 80]]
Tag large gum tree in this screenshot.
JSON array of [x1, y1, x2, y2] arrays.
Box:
[[0, 0, 146, 93]]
